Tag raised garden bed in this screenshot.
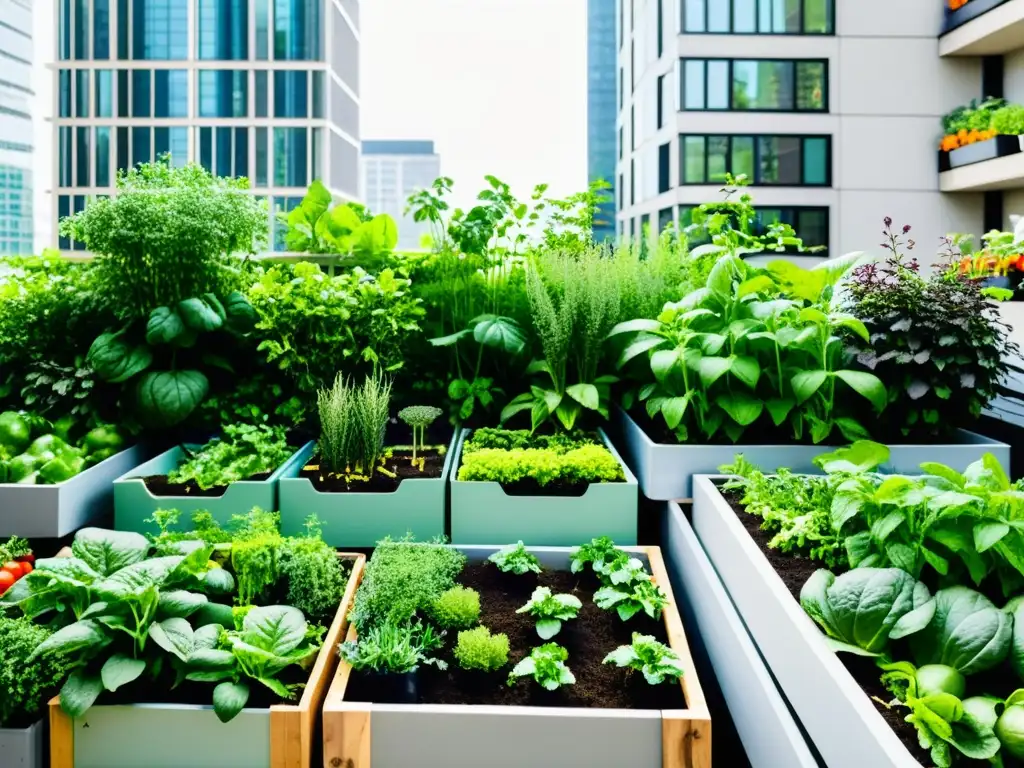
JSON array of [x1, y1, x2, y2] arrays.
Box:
[[0, 444, 145, 538], [48, 551, 366, 768], [449, 430, 639, 546], [615, 406, 1011, 500], [322, 544, 710, 768], [113, 444, 306, 535], [0, 719, 44, 768], [689, 475, 923, 767]]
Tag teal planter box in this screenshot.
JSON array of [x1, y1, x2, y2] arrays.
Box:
[[277, 432, 458, 547], [112, 445, 308, 535], [449, 429, 638, 546]]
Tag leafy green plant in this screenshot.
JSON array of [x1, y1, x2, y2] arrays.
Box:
[[909, 586, 1011, 675], [846, 221, 1017, 440], [317, 373, 392, 478], [594, 572, 669, 621], [603, 633, 686, 685], [799, 567, 935, 656], [507, 643, 575, 691], [338, 620, 447, 675], [516, 587, 582, 640], [168, 424, 292, 490], [458, 444, 624, 486], [454, 626, 509, 672], [0, 617, 71, 728], [487, 541, 541, 575], [570, 536, 629, 577], [463, 428, 585, 453], [429, 586, 480, 630], [992, 104, 1024, 136], [610, 252, 886, 445], [398, 405, 442, 465]]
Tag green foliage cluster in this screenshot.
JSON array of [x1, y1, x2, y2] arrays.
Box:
[[516, 586, 582, 639], [569, 537, 670, 622], [454, 626, 510, 672], [168, 424, 292, 490], [429, 586, 481, 630], [458, 443, 624, 486], [507, 642, 575, 690], [462, 427, 587, 453], [0, 617, 71, 728], [317, 373, 392, 476], [603, 633, 686, 685], [339, 620, 446, 675], [487, 541, 542, 575]]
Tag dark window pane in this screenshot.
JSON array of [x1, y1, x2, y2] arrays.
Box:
[[60, 0, 72, 60], [274, 0, 322, 60], [708, 0, 728, 32], [94, 0, 110, 58], [216, 127, 233, 177], [117, 69, 129, 117], [803, 137, 828, 184], [256, 126, 268, 186], [73, 196, 87, 250], [199, 70, 247, 117], [312, 71, 324, 118], [132, 0, 188, 59], [59, 70, 72, 118], [683, 60, 705, 109], [59, 195, 71, 249], [255, 0, 269, 58], [76, 127, 90, 186], [274, 127, 308, 187], [708, 136, 728, 182], [154, 126, 169, 159], [659, 207, 673, 234], [759, 136, 801, 184], [132, 125, 150, 167], [199, 127, 213, 172], [75, 70, 90, 117], [682, 136, 705, 183], [117, 0, 128, 57], [198, 0, 249, 60], [707, 61, 729, 109], [797, 62, 825, 110], [96, 127, 111, 186], [116, 126, 129, 173], [235, 127, 249, 177], [131, 69, 150, 117], [731, 136, 755, 181], [797, 209, 828, 248], [617, 172, 624, 210], [274, 70, 308, 117], [74, 0, 89, 59], [154, 70, 187, 117], [255, 70, 268, 116], [59, 127, 73, 187], [657, 75, 664, 129], [658, 142, 671, 193]]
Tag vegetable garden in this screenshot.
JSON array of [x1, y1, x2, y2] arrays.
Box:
[[0, 161, 1020, 767]]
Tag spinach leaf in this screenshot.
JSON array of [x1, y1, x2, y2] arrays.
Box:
[[911, 587, 1012, 675]]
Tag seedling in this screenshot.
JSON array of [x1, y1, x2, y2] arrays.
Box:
[[603, 633, 686, 685], [507, 643, 575, 690], [516, 586, 582, 639], [398, 405, 443, 469], [488, 541, 542, 575], [594, 574, 669, 621], [570, 536, 628, 577]]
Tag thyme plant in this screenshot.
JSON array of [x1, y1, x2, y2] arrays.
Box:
[[317, 373, 393, 478]]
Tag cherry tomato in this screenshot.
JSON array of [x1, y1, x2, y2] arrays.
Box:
[[0, 570, 14, 595], [15, 553, 34, 565], [19, 562, 32, 575], [2, 561, 23, 579]]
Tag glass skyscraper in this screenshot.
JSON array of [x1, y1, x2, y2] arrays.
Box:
[[361, 140, 441, 250], [0, 0, 34, 255], [53, 0, 360, 251], [587, 0, 616, 242]]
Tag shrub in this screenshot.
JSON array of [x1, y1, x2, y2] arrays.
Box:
[[454, 626, 510, 672], [458, 444, 624, 486], [0, 617, 70, 728], [349, 539, 467, 630], [429, 586, 481, 629], [317, 373, 392, 475], [279, 518, 351, 626]]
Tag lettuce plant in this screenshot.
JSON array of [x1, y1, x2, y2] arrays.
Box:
[[507, 643, 575, 690], [603, 633, 685, 685], [594, 574, 669, 621], [168, 424, 292, 490], [516, 587, 582, 640], [488, 541, 541, 575], [799, 568, 935, 656], [910, 586, 1011, 675], [570, 536, 628, 577]]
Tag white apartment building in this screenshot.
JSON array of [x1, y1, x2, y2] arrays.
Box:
[[51, 0, 361, 253], [618, 0, 999, 257], [360, 139, 440, 250], [0, 0, 34, 255]]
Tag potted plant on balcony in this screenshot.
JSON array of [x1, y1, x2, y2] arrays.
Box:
[[938, 99, 1024, 170]]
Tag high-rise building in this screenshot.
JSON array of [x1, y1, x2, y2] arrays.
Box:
[[588, 0, 616, 241], [52, 0, 361, 253], [361, 140, 440, 250], [618, 0, 992, 256], [0, 0, 34, 255]]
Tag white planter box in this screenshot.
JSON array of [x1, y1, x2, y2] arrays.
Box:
[[691, 476, 920, 768], [0, 719, 45, 768], [615, 406, 1011, 500], [323, 545, 710, 768], [660, 501, 819, 768]]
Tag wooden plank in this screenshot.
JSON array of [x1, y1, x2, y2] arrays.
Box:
[[49, 696, 73, 768], [269, 553, 365, 768], [646, 546, 708, 716], [662, 714, 712, 768], [323, 705, 371, 768]]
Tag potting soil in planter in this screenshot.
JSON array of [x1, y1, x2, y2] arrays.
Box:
[[299, 450, 445, 492], [345, 562, 685, 710], [141, 471, 273, 497]]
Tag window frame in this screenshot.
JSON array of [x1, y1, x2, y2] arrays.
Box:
[[678, 133, 832, 186], [680, 57, 829, 113], [680, 203, 830, 253], [682, 0, 835, 35]]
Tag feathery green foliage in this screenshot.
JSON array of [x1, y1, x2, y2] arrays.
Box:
[[0, 617, 71, 728], [317, 373, 393, 475], [454, 626, 510, 672], [429, 586, 481, 629]]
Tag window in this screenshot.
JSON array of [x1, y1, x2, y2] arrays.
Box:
[[274, 71, 308, 117], [131, 69, 150, 117], [658, 142, 671, 193], [630, 158, 635, 205], [679, 134, 830, 185], [274, 0, 321, 60], [659, 207, 674, 234], [131, 0, 188, 60], [255, 71, 268, 116], [631, 106, 635, 150], [618, 172, 624, 210], [198, 0, 249, 60], [95, 70, 113, 117], [94, 0, 110, 58], [618, 126, 623, 160], [683, 0, 833, 34], [630, 41, 635, 93], [681, 58, 827, 111], [657, 0, 664, 56], [619, 0, 624, 48], [657, 75, 665, 129], [680, 204, 829, 251], [75, 70, 90, 118], [154, 70, 187, 117], [199, 70, 248, 117]]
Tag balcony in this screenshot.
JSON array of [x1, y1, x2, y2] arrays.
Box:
[[940, 0, 1024, 56]]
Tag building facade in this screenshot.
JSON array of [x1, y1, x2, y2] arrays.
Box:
[[0, 0, 34, 255], [360, 139, 440, 250], [618, 0, 988, 257], [588, 0, 617, 241], [53, 0, 361, 252]]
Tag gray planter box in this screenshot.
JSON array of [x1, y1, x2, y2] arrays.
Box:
[[0, 719, 44, 768], [661, 501, 821, 768], [450, 430, 639, 546], [615, 407, 1011, 500], [0, 445, 146, 538], [691, 476, 920, 768], [323, 544, 710, 768], [278, 432, 458, 548]]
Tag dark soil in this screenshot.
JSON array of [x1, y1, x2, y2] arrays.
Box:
[[300, 450, 444, 493], [497, 477, 594, 497], [142, 471, 272, 497], [347, 562, 686, 709]]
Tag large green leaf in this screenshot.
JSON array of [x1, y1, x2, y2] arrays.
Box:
[[101, 653, 147, 692], [145, 307, 188, 346], [791, 370, 828, 404], [72, 528, 150, 576], [911, 587, 1012, 675], [607, 318, 663, 337], [729, 356, 761, 389], [223, 291, 257, 334], [213, 681, 250, 723], [698, 357, 732, 387], [149, 617, 195, 662], [135, 370, 209, 428], [98, 556, 185, 597], [715, 392, 763, 426], [177, 298, 224, 333], [473, 315, 526, 354], [60, 670, 104, 718], [660, 396, 690, 430], [243, 606, 307, 656], [650, 348, 681, 382], [158, 590, 209, 619], [33, 620, 110, 659], [566, 383, 600, 411], [87, 333, 153, 384], [618, 335, 666, 368], [814, 441, 890, 474], [835, 370, 887, 412]]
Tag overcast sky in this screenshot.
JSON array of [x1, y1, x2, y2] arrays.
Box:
[[360, 0, 587, 213]]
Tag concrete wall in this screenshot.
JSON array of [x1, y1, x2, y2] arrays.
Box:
[[618, 0, 985, 260]]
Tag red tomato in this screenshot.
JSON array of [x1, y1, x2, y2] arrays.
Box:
[[2, 561, 23, 579], [0, 570, 14, 594], [15, 553, 34, 565], [19, 562, 32, 575]]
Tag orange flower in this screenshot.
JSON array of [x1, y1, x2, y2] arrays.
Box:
[[940, 134, 961, 151]]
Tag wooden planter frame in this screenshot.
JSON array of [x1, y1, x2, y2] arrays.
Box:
[[49, 553, 366, 768], [322, 545, 711, 768]]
